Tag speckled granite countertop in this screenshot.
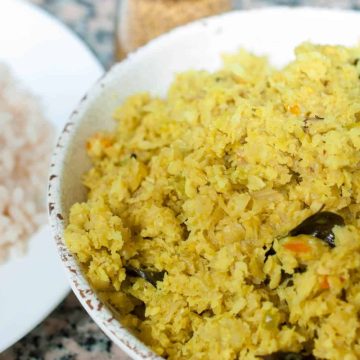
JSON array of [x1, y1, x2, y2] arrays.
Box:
[[1, 0, 358, 359]]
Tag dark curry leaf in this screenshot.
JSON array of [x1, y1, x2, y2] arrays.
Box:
[[131, 302, 146, 320], [125, 265, 166, 287], [289, 211, 345, 248], [264, 245, 276, 261], [261, 351, 316, 360]]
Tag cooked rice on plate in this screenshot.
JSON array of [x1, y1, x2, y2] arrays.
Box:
[[0, 64, 53, 262], [65, 43, 360, 359]]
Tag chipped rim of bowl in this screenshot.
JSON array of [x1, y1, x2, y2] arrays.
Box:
[[47, 86, 163, 359], [48, 7, 360, 360], [47, 71, 163, 360]]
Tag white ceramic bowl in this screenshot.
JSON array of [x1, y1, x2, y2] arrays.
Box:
[[48, 8, 360, 360]]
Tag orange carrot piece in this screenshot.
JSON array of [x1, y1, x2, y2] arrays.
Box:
[[283, 241, 311, 253], [319, 275, 330, 290]]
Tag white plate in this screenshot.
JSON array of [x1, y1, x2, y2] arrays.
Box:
[[0, 0, 104, 352]]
